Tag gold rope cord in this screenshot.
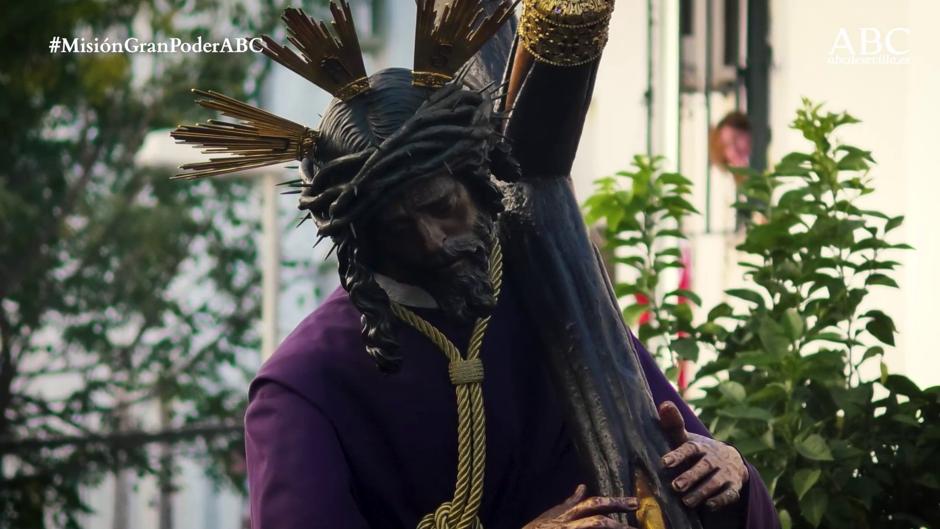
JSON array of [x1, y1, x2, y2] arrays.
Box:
[[390, 240, 503, 529]]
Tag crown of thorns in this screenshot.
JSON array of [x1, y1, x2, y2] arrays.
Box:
[[170, 0, 515, 181]]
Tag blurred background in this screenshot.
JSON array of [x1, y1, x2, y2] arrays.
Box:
[[1, 0, 937, 528]]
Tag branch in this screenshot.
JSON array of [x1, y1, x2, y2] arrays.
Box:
[[0, 422, 242, 452], [126, 321, 247, 407], [12, 393, 98, 438]]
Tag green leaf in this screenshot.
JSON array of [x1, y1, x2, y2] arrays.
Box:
[[622, 303, 649, 325], [775, 152, 813, 175], [717, 405, 773, 421], [861, 345, 884, 362], [655, 228, 688, 239], [747, 382, 788, 404], [806, 331, 846, 345], [885, 215, 904, 232], [707, 302, 733, 321], [758, 317, 791, 356], [665, 288, 702, 306], [801, 489, 829, 527], [835, 145, 873, 171], [672, 338, 700, 362], [883, 374, 922, 397], [731, 350, 781, 369], [792, 468, 822, 501], [662, 196, 700, 214], [782, 308, 804, 340], [614, 283, 640, 298], [743, 222, 794, 251], [880, 361, 889, 384], [658, 172, 693, 186], [733, 435, 772, 456], [865, 273, 899, 288], [760, 425, 776, 450], [779, 509, 792, 529], [674, 303, 694, 323], [614, 255, 645, 267], [664, 365, 679, 382], [795, 434, 834, 461], [718, 381, 746, 402], [726, 288, 765, 308], [865, 310, 896, 346]]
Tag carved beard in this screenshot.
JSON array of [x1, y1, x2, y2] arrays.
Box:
[[420, 214, 497, 324]]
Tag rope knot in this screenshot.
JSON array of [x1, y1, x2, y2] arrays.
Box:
[[417, 501, 483, 529], [448, 358, 484, 386]]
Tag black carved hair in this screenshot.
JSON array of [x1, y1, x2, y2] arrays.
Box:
[[295, 68, 518, 372]]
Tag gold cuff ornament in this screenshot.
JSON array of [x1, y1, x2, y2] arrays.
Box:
[[519, 0, 615, 67]]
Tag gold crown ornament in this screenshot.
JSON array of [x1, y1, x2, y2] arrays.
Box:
[[171, 0, 515, 180]]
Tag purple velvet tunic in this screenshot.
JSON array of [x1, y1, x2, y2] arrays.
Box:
[[244, 281, 780, 529]]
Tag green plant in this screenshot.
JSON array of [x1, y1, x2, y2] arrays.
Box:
[[0, 1, 289, 526], [584, 100, 940, 529], [583, 155, 700, 377]]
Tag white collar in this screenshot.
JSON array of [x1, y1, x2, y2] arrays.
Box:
[[374, 273, 439, 309]]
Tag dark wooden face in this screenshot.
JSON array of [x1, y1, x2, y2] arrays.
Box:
[[365, 172, 480, 284]]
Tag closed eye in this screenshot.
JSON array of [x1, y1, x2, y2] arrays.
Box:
[[424, 195, 456, 217]]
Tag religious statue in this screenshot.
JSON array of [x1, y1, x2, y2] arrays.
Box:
[[170, 1, 780, 528]]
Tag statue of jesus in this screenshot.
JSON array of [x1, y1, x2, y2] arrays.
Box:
[[171, 2, 780, 528]]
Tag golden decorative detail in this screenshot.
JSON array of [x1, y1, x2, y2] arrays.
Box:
[[412, 0, 516, 87], [261, 2, 370, 101], [411, 70, 455, 88], [519, 0, 615, 67], [635, 467, 668, 529], [448, 358, 485, 385], [170, 89, 316, 179], [333, 76, 371, 100], [172, 0, 520, 181]]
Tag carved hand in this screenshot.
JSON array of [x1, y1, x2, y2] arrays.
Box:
[[522, 484, 639, 529], [658, 401, 749, 511]]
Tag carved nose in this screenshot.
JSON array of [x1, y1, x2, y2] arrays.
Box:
[[416, 218, 447, 255]]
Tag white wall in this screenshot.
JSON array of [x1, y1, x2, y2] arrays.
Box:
[[768, 0, 940, 387], [571, 0, 651, 199], [577, 0, 940, 389]]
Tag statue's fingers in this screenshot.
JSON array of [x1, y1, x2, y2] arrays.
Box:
[[658, 401, 689, 448], [557, 484, 589, 512], [560, 496, 639, 522], [705, 487, 741, 511], [681, 475, 726, 508], [671, 451, 714, 492], [662, 439, 703, 468], [566, 484, 588, 504]]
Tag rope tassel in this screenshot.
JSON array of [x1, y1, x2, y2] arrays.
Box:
[[391, 240, 503, 529]]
